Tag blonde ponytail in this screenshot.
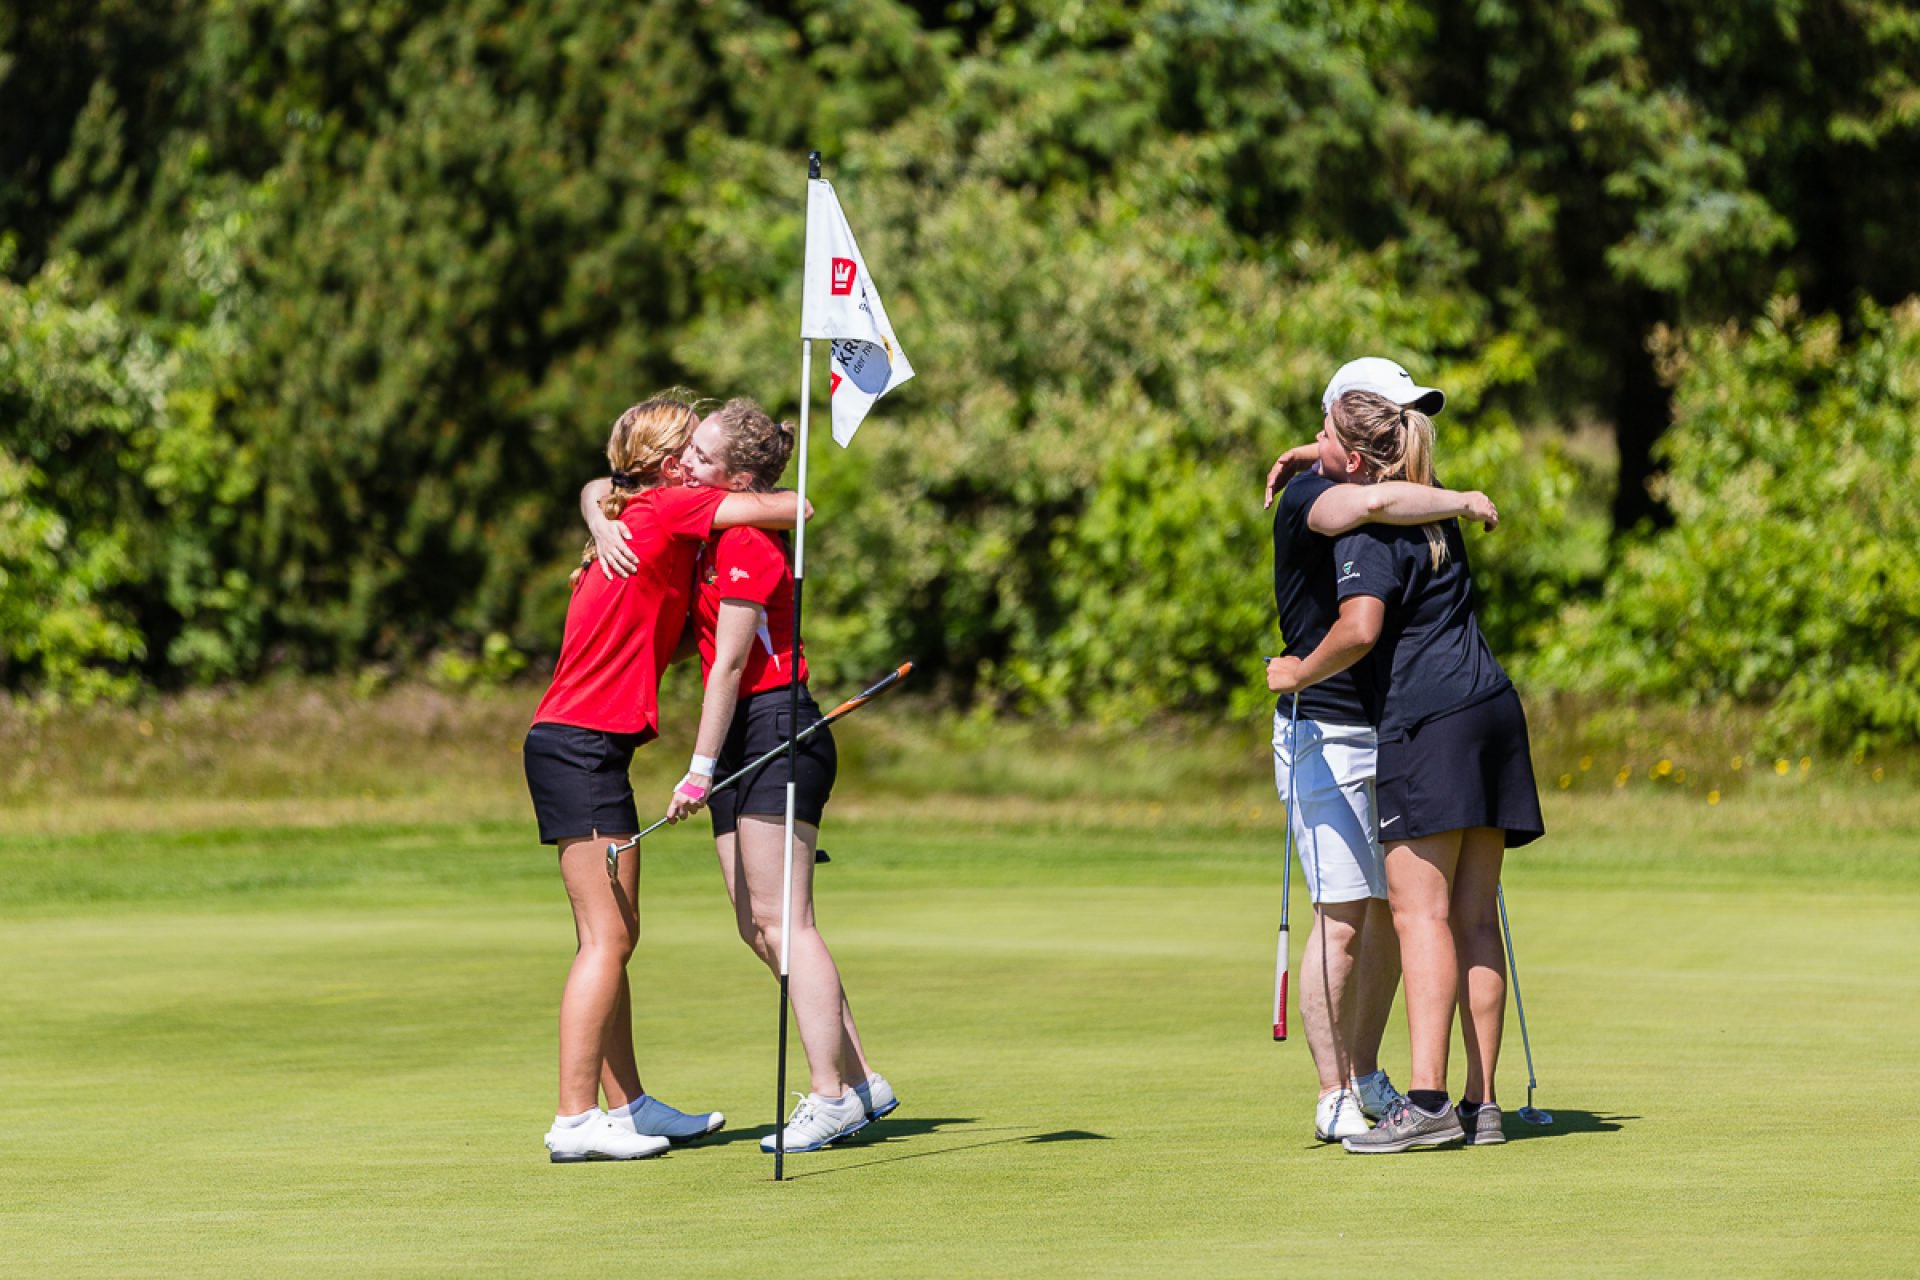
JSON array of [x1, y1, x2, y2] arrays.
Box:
[[1328, 391, 1450, 570]]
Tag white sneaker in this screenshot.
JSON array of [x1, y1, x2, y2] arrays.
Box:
[[853, 1073, 899, 1120], [616, 1095, 725, 1144], [545, 1111, 671, 1163], [1352, 1069, 1406, 1121], [759, 1090, 868, 1154], [1315, 1088, 1369, 1142]]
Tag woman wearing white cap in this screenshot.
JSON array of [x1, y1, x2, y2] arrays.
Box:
[[1262, 358, 1498, 1143], [1268, 381, 1544, 1155]]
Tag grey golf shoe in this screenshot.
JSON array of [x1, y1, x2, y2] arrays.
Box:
[[1459, 1100, 1506, 1146], [1351, 1069, 1406, 1121], [1341, 1099, 1465, 1154]]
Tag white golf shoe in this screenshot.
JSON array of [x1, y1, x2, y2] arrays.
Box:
[[853, 1073, 899, 1121], [616, 1095, 725, 1144], [1352, 1069, 1406, 1121], [760, 1090, 868, 1154], [1315, 1088, 1369, 1142], [545, 1110, 671, 1163]]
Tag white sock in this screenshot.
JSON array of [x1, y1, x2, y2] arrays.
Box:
[[552, 1108, 597, 1130], [606, 1097, 650, 1131]]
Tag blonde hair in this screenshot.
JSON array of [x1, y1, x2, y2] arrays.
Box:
[[1329, 390, 1449, 569], [703, 397, 795, 491], [571, 397, 701, 585]]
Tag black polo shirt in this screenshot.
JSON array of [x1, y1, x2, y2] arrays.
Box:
[[1332, 518, 1511, 739], [1272, 472, 1374, 724]]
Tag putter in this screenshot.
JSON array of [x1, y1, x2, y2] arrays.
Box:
[[604, 661, 914, 879], [1273, 692, 1299, 1041], [1497, 882, 1553, 1125]]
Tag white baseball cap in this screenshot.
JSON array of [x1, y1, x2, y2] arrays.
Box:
[[1321, 356, 1445, 416]]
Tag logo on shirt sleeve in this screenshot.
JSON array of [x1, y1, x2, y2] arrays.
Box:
[[1338, 559, 1359, 583], [729, 566, 751, 583]]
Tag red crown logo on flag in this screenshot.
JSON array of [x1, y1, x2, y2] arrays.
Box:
[[830, 257, 856, 296]]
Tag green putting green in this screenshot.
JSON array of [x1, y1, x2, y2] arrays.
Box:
[[2, 787, 1916, 1276]]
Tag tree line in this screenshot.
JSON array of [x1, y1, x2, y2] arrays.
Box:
[[2, 0, 1916, 741]]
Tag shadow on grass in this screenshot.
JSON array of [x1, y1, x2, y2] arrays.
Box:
[[781, 1119, 1111, 1180], [1502, 1108, 1637, 1141]]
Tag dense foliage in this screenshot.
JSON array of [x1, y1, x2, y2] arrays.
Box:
[[1528, 299, 1920, 747], [2, 1, 1917, 736]]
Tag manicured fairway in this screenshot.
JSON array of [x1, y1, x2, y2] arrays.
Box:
[[2, 789, 1917, 1277]]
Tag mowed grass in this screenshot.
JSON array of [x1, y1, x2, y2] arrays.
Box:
[[3, 781, 1919, 1278]]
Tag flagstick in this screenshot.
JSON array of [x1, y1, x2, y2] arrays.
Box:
[[772, 149, 823, 1184]]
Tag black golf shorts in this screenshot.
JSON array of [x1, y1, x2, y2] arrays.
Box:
[[709, 685, 837, 838], [1375, 687, 1545, 849], [523, 722, 646, 845]]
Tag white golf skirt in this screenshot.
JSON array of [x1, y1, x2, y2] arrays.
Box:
[[1271, 712, 1386, 904]]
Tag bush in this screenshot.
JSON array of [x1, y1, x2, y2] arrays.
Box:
[[1527, 298, 1920, 746]]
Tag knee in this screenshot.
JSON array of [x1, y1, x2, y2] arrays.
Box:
[[1314, 907, 1365, 955], [748, 918, 783, 965], [1391, 897, 1450, 931], [582, 932, 637, 967]]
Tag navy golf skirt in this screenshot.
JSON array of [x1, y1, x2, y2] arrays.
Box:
[[709, 685, 837, 838], [1375, 687, 1545, 849], [523, 722, 645, 845]]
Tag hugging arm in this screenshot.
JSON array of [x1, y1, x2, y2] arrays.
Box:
[[1266, 596, 1384, 696], [1307, 484, 1498, 536], [573, 480, 814, 581], [578, 478, 635, 579], [714, 491, 812, 530]]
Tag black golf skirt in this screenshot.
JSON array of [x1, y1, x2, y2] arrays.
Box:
[[1375, 687, 1545, 849], [523, 722, 646, 845], [709, 685, 837, 838]]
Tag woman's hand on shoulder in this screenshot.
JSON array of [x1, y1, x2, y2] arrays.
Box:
[[1263, 444, 1320, 510], [665, 773, 709, 824], [591, 512, 639, 579], [1266, 655, 1305, 695]]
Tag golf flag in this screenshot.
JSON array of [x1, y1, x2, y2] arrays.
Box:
[[801, 179, 914, 446]]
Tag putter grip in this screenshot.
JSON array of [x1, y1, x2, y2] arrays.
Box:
[[1272, 925, 1289, 1041]]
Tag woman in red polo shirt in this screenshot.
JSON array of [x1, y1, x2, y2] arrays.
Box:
[[524, 396, 800, 1164], [660, 397, 895, 1156]]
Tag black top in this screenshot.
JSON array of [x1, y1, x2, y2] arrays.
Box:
[[1272, 473, 1374, 724], [1333, 518, 1512, 738]]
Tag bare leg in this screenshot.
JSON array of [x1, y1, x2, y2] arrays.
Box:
[[1384, 831, 1464, 1095], [599, 975, 639, 1110], [715, 831, 873, 1087], [1349, 896, 1402, 1079], [1451, 829, 1508, 1104], [1299, 899, 1368, 1094], [719, 819, 867, 1096], [556, 833, 642, 1114], [839, 987, 874, 1083]]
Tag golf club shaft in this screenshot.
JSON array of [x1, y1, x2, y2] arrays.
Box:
[[603, 661, 914, 874], [1274, 693, 1298, 1040], [1496, 882, 1538, 1093]]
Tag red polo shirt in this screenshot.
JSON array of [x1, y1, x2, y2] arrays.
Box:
[[531, 484, 727, 737], [693, 526, 809, 694]]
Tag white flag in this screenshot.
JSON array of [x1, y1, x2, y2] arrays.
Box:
[[801, 179, 915, 446]]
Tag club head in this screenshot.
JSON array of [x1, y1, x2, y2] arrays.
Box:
[[1517, 1106, 1553, 1126], [604, 842, 621, 881]]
